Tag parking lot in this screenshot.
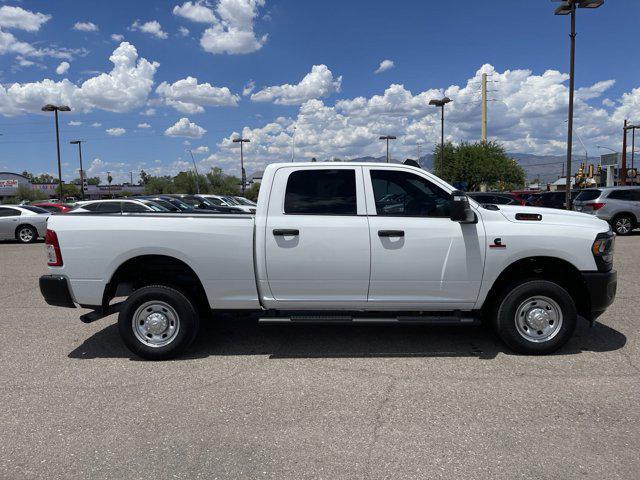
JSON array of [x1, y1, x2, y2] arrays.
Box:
[[0, 238, 638, 480]]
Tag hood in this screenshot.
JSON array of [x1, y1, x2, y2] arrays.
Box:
[[496, 205, 609, 230]]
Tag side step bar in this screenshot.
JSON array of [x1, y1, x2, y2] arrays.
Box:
[[80, 301, 124, 324], [259, 315, 479, 325]]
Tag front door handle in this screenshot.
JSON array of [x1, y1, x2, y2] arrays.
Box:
[[273, 229, 299, 236], [378, 230, 404, 237]]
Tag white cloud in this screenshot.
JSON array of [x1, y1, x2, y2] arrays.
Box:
[[140, 107, 156, 116], [111, 33, 124, 41], [173, 1, 217, 23], [178, 26, 190, 37], [242, 79, 255, 96], [55, 61, 70, 75], [156, 76, 239, 113], [375, 59, 394, 74], [164, 117, 206, 138], [0, 42, 159, 116], [191, 145, 209, 154], [73, 21, 98, 32], [130, 20, 168, 39], [137, 122, 151, 128], [68, 120, 82, 126], [0, 5, 50, 32], [251, 65, 342, 105], [192, 0, 267, 54], [106, 127, 126, 136], [91, 122, 102, 127]]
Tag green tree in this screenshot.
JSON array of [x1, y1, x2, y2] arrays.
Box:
[[2, 185, 48, 203], [32, 173, 57, 184], [143, 176, 175, 194], [432, 141, 525, 191], [139, 169, 150, 185], [244, 182, 260, 202], [173, 171, 210, 194], [60, 183, 80, 198], [206, 167, 240, 195]]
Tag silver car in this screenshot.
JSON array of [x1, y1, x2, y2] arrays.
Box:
[[573, 186, 640, 235], [0, 205, 50, 243]]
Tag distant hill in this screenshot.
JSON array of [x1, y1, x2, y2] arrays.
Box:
[[348, 152, 569, 184]]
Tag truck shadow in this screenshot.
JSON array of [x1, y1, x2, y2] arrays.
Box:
[[68, 316, 626, 361]]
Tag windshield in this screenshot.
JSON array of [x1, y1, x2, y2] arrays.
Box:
[[139, 200, 169, 212], [21, 205, 49, 214], [223, 196, 240, 205], [234, 196, 256, 206]]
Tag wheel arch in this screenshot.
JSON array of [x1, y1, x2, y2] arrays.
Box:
[[14, 223, 37, 240], [611, 211, 637, 224], [482, 256, 590, 320]]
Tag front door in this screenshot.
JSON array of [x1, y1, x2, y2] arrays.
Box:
[[0, 207, 20, 239], [264, 166, 370, 308], [364, 167, 485, 310]]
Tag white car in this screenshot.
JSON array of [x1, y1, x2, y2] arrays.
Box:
[[40, 162, 617, 360], [69, 199, 169, 214], [0, 205, 49, 243], [201, 194, 256, 214]]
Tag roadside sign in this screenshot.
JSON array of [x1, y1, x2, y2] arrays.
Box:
[[628, 169, 637, 179], [600, 153, 619, 167]]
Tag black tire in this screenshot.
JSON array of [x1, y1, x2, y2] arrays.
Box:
[[15, 224, 37, 244], [118, 285, 200, 360], [494, 279, 577, 355], [612, 214, 635, 236]]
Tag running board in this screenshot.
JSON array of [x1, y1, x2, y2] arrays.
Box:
[[258, 315, 479, 325]]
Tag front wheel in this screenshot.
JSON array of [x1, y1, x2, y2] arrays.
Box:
[[494, 280, 577, 354], [118, 285, 200, 360]]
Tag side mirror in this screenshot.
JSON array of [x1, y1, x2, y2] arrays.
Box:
[[449, 190, 476, 223]]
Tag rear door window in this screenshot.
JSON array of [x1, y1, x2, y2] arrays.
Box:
[[575, 189, 602, 202], [607, 189, 639, 201], [284, 169, 357, 215], [96, 202, 122, 213], [0, 207, 20, 217]]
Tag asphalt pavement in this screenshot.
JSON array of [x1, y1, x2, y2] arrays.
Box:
[[0, 237, 638, 479]]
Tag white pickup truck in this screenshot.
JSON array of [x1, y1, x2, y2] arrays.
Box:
[[40, 162, 617, 359]]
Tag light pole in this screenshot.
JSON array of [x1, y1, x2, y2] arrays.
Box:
[[233, 137, 250, 195], [625, 124, 639, 174], [42, 104, 71, 199], [69, 140, 85, 200], [379, 135, 397, 163], [416, 141, 422, 163], [554, 0, 605, 208], [429, 97, 451, 172], [291, 125, 296, 162], [187, 149, 201, 194]]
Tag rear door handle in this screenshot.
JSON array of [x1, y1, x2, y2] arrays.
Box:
[[378, 230, 404, 237], [273, 229, 299, 236]]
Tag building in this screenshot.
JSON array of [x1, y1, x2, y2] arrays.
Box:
[[246, 170, 263, 186], [0, 172, 31, 200]]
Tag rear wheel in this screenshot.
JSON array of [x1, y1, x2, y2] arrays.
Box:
[[118, 285, 200, 360], [612, 214, 634, 236], [16, 225, 37, 244], [494, 280, 577, 354]]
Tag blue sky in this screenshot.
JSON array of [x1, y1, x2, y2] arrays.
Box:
[[0, 0, 638, 183]]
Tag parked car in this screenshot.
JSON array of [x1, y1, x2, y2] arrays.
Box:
[[0, 205, 49, 243], [232, 196, 257, 207], [201, 194, 256, 213], [529, 190, 580, 209], [32, 202, 73, 214], [41, 162, 616, 360], [69, 199, 170, 214], [524, 192, 542, 206], [166, 194, 247, 213], [467, 192, 524, 205], [573, 186, 640, 235]]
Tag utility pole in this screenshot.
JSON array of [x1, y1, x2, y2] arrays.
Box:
[[291, 126, 296, 162], [429, 97, 451, 172], [379, 135, 396, 163], [187, 149, 200, 194], [621, 120, 628, 186], [107, 171, 112, 198], [69, 140, 85, 200], [41, 104, 71, 200], [416, 142, 422, 163], [233, 137, 250, 195], [481, 72, 487, 143]]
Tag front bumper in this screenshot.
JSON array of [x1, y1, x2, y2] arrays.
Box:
[[39, 275, 76, 308], [581, 270, 617, 320]]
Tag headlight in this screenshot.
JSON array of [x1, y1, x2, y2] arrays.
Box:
[[592, 231, 615, 271]]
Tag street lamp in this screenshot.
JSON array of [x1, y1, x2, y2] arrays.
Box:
[[429, 97, 451, 172], [625, 124, 640, 172], [42, 104, 71, 199], [554, 0, 605, 208], [187, 149, 201, 194], [69, 140, 85, 200], [233, 137, 250, 195], [379, 135, 397, 163]]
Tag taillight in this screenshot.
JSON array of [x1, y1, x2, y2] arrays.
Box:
[[587, 202, 605, 211], [45, 229, 63, 267]]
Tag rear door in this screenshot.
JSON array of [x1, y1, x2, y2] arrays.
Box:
[[264, 166, 370, 308], [364, 167, 485, 309], [0, 207, 20, 239]]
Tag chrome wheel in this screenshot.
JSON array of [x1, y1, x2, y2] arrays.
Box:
[[132, 301, 180, 348], [18, 227, 35, 243], [514, 296, 563, 343], [615, 217, 632, 235]]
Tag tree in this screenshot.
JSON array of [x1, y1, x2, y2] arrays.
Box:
[[21, 171, 35, 182], [206, 167, 240, 195], [31, 173, 57, 184], [432, 141, 525, 191], [173, 171, 210, 194], [2, 185, 47, 204], [139, 169, 150, 185], [143, 176, 175, 194], [244, 182, 260, 202], [60, 183, 80, 198]]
